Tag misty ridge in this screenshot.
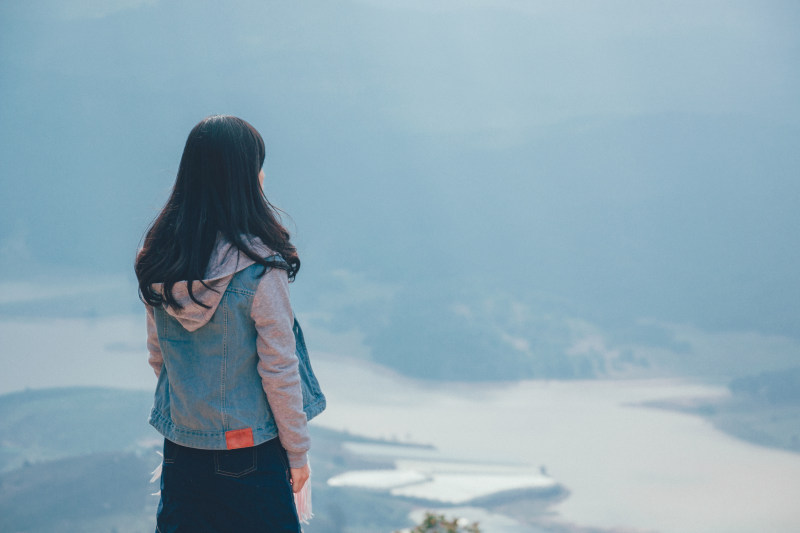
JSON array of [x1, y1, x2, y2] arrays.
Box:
[[1, 0, 798, 386]]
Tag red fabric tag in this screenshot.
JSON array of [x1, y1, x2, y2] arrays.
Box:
[[225, 428, 254, 450]]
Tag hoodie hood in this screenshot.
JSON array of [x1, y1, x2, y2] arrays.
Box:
[[152, 235, 275, 332]]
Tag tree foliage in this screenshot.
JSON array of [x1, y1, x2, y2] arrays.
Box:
[[398, 512, 482, 533]]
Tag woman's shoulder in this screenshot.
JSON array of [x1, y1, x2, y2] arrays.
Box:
[[241, 234, 280, 259]]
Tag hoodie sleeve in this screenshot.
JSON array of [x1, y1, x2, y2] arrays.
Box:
[[145, 305, 163, 378], [251, 266, 310, 468]]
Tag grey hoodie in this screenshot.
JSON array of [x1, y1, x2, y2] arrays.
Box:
[[145, 235, 310, 467]]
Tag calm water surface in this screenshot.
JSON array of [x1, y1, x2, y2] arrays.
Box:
[[311, 353, 800, 533]]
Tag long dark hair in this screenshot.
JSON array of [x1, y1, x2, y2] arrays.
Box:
[[135, 115, 300, 309]]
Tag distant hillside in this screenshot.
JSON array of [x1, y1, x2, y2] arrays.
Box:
[[0, 387, 423, 533], [642, 368, 800, 455], [0, 452, 156, 533], [729, 367, 800, 405], [296, 272, 800, 382], [0, 387, 155, 472]]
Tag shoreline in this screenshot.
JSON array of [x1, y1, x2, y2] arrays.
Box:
[[637, 395, 800, 456]]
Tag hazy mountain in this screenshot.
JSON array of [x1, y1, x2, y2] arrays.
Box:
[[1, 1, 798, 379]]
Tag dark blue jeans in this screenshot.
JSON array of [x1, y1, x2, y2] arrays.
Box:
[[156, 438, 300, 533]]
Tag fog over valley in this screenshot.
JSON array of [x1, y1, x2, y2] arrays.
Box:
[[2, 1, 799, 358], [1, 1, 799, 532]]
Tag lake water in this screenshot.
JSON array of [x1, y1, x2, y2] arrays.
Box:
[[2, 315, 800, 532], [310, 352, 800, 533]]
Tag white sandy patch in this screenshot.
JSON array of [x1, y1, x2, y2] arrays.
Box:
[[328, 442, 555, 505], [391, 472, 555, 504], [328, 469, 428, 490]]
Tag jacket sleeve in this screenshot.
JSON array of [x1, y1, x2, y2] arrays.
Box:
[[251, 266, 310, 468], [145, 305, 164, 378]]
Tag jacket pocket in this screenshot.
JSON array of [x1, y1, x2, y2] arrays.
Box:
[[214, 447, 257, 478], [294, 318, 323, 399]]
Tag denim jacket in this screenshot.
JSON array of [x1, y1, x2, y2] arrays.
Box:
[[145, 237, 325, 468]]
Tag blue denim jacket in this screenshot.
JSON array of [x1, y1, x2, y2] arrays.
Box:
[[148, 259, 326, 456]]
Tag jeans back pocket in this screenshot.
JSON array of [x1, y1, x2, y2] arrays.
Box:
[[214, 447, 257, 478]]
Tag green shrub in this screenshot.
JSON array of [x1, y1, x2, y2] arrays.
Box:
[[398, 511, 481, 533]]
